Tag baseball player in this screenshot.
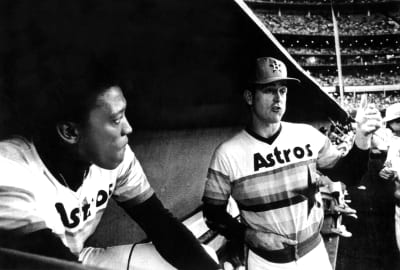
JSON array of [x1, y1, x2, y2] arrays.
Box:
[[378, 103, 400, 254], [0, 60, 220, 270], [202, 57, 382, 270]]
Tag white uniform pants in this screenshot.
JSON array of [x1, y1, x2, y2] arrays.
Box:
[[79, 243, 218, 270], [247, 240, 332, 270]]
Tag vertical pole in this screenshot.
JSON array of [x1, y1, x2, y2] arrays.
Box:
[[331, 6, 344, 107]]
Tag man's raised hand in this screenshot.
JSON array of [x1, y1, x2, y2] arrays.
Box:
[[354, 94, 382, 149]]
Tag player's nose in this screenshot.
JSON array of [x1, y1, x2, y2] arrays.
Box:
[[121, 116, 133, 136]]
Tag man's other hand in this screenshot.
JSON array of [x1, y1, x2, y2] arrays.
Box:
[[244, 229, 297, 251], [379, 167, 399, 182]]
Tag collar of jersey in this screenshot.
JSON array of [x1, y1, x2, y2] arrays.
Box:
[[245, 124, 282, 145]]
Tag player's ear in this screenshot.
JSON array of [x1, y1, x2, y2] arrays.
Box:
[[56, 122, 79, 144], [243, 89, 253, 106]]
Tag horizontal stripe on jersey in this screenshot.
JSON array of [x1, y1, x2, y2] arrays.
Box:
[[203, 122, 336, 244]]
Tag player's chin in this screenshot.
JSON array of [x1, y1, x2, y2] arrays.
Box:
[[103, 159, 124, 170], [99, 153, 125, 170], [268, 116, 282, 123]]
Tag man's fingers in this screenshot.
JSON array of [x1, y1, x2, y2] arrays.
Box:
[[363, 115, 382, 122], [364, 110, 381, 117], [379, 172, 389, 179], [362, 110, 381, 119], [281, 238, 297, 246], [359, 94, 368, 110], [379, 168, 396, 180], [363, 124, 381, 133], [379, 174, 387, 180]]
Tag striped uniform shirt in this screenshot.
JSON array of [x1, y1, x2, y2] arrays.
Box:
[[0, 137, 154, 255], [203, 122, 341, 250]]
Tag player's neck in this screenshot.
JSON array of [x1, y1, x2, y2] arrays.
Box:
[[250, 121, 281, 139], [34, 136, 90, 191]]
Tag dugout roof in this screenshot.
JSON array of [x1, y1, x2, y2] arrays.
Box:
[[0, 0, 348, 135]]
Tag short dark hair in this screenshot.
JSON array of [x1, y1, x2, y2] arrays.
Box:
[[28, 54, 125, 136]]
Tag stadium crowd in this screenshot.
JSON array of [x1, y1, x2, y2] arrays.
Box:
[[256, 12, 400, 35], [296, 55, 399, 66], [330, 91, 400, 114], [313, 73, 400, 86], [247, 0, 395, 4], [286, 46, 400, 56]]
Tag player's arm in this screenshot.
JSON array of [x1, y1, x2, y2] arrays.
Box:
[[202, 203, 246, 242], [203, 162, 297, 252], [319, 141, 370, 186], [202, 202, 297, 252], [118, 194, 221, 270], [319, 103, 381, 186], [202, 154, 248, 244], [0, 228, 78, 261], [0, 164, 78, 262]]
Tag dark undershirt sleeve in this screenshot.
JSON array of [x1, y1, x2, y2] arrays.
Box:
[[118, 194, 220, 270], [202, 203, 246, 243], [319, 144, 370, 187], [0, 228, 78, 262]]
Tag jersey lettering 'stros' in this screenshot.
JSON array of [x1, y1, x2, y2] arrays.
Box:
[[55, 184, 113, 229], [254, 144, 313, 171]]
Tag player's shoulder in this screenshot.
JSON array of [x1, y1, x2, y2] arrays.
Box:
[[214, 129, 249, 155], [0, 136, 35, 165], [0, 148, 38, 190], [282, 121, 321, 136]]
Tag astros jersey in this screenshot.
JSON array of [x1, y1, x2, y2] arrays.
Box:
[[203, 122, 341, 244], [0, 137, 153, 255]]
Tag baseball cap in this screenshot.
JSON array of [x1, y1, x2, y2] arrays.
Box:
[[384, 103, 400, 123], [250, 57, 300, 85]]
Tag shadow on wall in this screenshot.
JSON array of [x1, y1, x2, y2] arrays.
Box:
[[0, 0, 345, 138], [87, 127, 240, 247]]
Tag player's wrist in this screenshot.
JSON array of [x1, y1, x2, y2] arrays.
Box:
[[244, 228, 259, 248], [354, 131, 371, 150]]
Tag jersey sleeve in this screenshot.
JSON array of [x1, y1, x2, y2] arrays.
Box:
[[315, 126, 370, 186], [112, 146, 154, 204], [202, 145, 232, 206], [315, 131, 342, 169], [0, 158, 47, 234]]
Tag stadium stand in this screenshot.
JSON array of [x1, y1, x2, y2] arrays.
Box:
[[256, 13, 399, 35], [247, 0, 397, 4]]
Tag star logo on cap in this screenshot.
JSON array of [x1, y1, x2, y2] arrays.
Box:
[[269, 60, 282, 73]]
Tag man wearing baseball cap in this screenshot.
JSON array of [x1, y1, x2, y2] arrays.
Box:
[[379, 103, 400, 255], [202, 57, 382, 269]]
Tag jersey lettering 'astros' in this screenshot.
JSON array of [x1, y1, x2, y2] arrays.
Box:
[[0, 137, 153, 255], [203, 122, 341, 244]]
